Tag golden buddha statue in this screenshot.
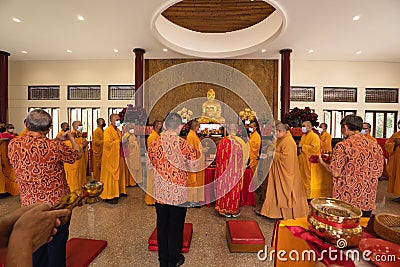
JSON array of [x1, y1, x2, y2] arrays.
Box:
[[201, 89, 225, 123]]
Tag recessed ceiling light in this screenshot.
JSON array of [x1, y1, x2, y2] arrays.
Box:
[[308, 49, 314, 53], [353, 15, 361, 21], [12, 17, 21, 23], [77, 15, 85, 21], [67, 50, 72, 53], [261, 49, 266, 53], [163, 48, 168, 52], [21, 50, 27, 54], [113, 49, 119, 53], [356, 50, 362, 55]]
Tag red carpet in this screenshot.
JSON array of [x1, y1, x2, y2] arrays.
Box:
[[66, 238, 107, 267], [148, 223, 193, 252], [0, 238, 106, 267]]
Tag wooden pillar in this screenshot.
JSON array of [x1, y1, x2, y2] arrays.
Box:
[[0, 51, 10, 123], [280, 49, 292, 122], [133, 48, 145, 107]]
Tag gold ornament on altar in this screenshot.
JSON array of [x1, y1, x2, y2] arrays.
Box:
[[201, 89, 225, 123], [239, 108, 256, 122], [52, 181, 104, 225], [177, 107, 193, 123]]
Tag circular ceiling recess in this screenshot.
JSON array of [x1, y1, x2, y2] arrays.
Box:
[[152, 0, 286, 58], [162, 0, 276, 33]]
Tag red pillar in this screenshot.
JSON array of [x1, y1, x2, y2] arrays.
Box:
[[133, 48, 145, 107], [0, 51, 10, 123], [280, 49, 292, 123]]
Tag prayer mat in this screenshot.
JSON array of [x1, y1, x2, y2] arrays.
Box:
[[226, 220, 265, 253], [66, 238, 107, 267], [148, 223, 193, 252]]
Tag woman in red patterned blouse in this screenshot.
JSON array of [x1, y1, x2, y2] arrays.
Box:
[[319, 115, 384, 217]]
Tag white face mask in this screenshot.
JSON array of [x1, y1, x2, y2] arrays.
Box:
[[129, 129, 134, 134], [301, 126, 307, 133], [248, 128, 254, 133], [77, 125, 83, 132], [115, 120, 121, 127], [317, 128, 323, 134], [197, 129, 202, 133], [361, 129, 367, 135], [8, 129, 14, 133]]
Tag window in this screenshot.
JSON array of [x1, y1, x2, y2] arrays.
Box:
[[68, 108, 101, 140], [365, 111, 398, 138], [28, 107, 60, 139], [323, 87, 357, 102], [365, 88, 398, 103], [290, 86, 315, 102], [28, 86, 60, 100], [323, 110, 356, 138], [68, 85, 101, 100], [108, 85, 135, 100]]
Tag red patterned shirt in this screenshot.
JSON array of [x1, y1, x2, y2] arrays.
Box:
[[148, 131, 196, 205], [330, 133, 384, 211], [8, 131, 80, 206]]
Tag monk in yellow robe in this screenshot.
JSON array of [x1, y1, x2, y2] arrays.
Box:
[[362, 122, 377, 142], [248, 121, 261, 178], [319, 123, 332, 152], [0, 126, 19, 196], [92, 118, 105, 181], [186, 121, 205, 206], [386, 120, 400, 199], [100, 114, 125, 204], [298, 121, 321, 198], [56, 122, 70, 138], [64, 121, 88, 191], [145, 120, 163, 205], [260, 123, 308, 219], [122, 123, 143, 186]]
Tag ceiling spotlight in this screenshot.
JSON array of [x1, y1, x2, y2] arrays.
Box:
[[21, 50, 27, 54], [163, 48, 168, 52], [308, 49, 314, 53], [12, 17, 21, 23], [77, 15, 85, 21], [352, 15, 361, 21], [113, 49, 119, 53], [67, 50, 72, 53], [356, 50, 362, 55], [261, 49, 266, 53]]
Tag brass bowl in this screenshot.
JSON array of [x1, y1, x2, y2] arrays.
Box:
[[83, 181, 104, 204], [308, 197, 362, 248]]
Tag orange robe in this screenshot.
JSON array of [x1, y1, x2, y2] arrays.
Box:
[[187, 130, 205, 203], [386, 131, 400, 196], [64, 131, 88, 191], [261, 131, 308, 219], [145, 130, 159, 205], [56, 130, 67, 138], [18, 127, 28, 137], [92, 127, 104, 181], [298, 130, 320, 198], [320, 131, 332, 152], [123, 132, 142, 186], [0, 139, 20, 195], [365, 133, 377, 143], [249, 131, 261, 178], [100, 126, 124, 200]]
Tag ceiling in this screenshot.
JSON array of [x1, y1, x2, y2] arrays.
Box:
[[0, 0, 399, 62]]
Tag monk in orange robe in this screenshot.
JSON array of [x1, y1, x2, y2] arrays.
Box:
[[186, 121, 205, 206], [122, 123, 143, 187], [248, 121, 261, 178], [92, 118, 105, 181], [56, 122, 70, 138], [260, 123, 308, 219], [144, 120, 163, 205], [214, 124, 249, 217], [362, 122, 377, 142], [386, 120, 400, 199], [319, 123, 332, 152]]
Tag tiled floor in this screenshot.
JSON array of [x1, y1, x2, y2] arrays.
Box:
[[1, 180, 399, 267]]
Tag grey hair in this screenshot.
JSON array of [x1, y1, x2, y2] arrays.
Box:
[[26, 109, 52, 132]]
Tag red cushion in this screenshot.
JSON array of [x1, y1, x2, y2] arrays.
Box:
[[66, 238, 107, 267], [227, 220, 265, 245], [148, 223, 193, 251], [148, 244, 190, 253]]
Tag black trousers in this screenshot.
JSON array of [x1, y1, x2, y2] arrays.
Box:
[[155, 203, 187, 267]]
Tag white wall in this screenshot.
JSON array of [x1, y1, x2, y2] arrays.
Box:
[[8, 60, 134, 132]]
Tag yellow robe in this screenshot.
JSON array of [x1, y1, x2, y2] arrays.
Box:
[[92, 127, 104, 181], [0, 139, 19, 196], [298, 130, 320, 198], [145, 130, 159, 205], [187, 130, 205, 203], [320, 131, 332, 152], [64, 131, 88, 191], [56, 130, 66, 138], [261, 131, 308, 219], [386, 131, 400, 196], [365, 133, 377, 143], [18, 127, 28, 137], [249, 131, 261, 177], [123, 132, 143, 186], [100, 126, 123, 200]]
